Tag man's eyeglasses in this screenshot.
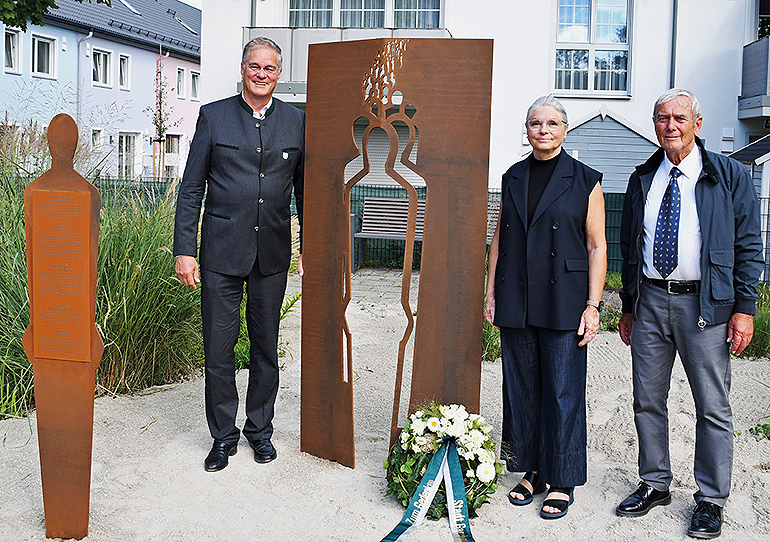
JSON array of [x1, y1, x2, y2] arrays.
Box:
[[244, 63, 279, 76], [526, 119, 567, 132]]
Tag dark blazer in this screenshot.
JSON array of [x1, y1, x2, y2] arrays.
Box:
[[173, 95, 305, 277], [619, 137, 762, 324], [494, 149, 602, 330]]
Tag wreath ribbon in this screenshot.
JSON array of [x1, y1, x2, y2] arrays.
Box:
[[381, 439, 475, 542]]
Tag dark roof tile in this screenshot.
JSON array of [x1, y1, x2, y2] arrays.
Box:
[[44, 0, 200, 60]]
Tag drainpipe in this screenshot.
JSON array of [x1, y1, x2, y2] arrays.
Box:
[[76, 30, 93, 127], [670, 0, 678, 89]]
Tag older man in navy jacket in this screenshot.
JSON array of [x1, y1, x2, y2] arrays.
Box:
[[174, 37, 304, 471], [617, 89, 762, 539]]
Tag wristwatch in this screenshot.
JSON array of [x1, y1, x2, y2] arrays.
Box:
[[586, 299, 605, 312]]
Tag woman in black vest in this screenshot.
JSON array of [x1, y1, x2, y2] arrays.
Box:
[[485, 95, 606, 519]]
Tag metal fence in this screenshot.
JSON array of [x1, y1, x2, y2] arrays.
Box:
[[11, 173, 765, 278], [349, 186, 626, 273]]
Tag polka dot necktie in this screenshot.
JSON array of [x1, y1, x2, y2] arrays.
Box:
[[653, 167, 682, 279]]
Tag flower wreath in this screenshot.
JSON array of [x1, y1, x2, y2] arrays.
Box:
[[384, 402, 503, 519]]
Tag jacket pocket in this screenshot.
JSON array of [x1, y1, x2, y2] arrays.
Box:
[[709, 248, 734, 301], [564, 259, 589, 272], [215, 143, 240, 150], [204, 210, 231, 220]]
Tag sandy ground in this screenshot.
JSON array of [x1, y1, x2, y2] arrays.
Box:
[[1, 268, 770, 542]]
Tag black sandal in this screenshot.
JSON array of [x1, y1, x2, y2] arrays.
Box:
[[508, 471, 546, 506], [540, 486, 574, 519]]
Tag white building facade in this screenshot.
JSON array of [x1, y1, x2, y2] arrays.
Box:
[[200, 0, 770, 192]]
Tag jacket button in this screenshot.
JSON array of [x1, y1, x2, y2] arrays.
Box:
[[260, 173, 265, 178], [501, 250, 507, 256], [259, 198, 264, 204], [500, 276, 505, 282], [255, 122, 260, 128], [552, 223, 559, 230], [256, 147, 262, 153], [551, 278, 557, 284], [551, 250, 557, 257], [505, 223, 509, 230], [254, 226, 259, 232]]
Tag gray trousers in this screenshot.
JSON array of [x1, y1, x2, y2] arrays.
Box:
[[630, 279, 733, 507]]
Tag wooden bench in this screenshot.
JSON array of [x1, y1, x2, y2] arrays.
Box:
[[351, 197, 426, 270], [351, 196, 501, 270]]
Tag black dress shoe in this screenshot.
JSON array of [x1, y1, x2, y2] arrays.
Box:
[[688, 501, 723, 539], [204, 440, 237, 472], [616, 481, 671, 517], [249, 438, 277, 463]]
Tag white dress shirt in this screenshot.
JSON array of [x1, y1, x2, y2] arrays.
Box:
[[241, 92, 273, 120], [642, 145, 703, 281]]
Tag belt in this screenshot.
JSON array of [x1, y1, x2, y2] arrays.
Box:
[[646, 277, 700, 294]]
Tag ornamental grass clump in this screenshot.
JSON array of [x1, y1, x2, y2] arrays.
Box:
[[0, 176, 204, 417], [384, 402, 503, 519]]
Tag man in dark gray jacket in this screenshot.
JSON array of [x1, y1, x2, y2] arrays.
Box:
[[616, 89, 762, 539], [173, 37, 304, 472]]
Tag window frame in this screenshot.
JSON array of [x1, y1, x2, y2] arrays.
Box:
[[91, 128, 103, 151], [553, 0, 632, 98], [286, 0, 444, 29], [31, 33, 57, 79], [117, 131, 139, 180], [177, 67, 186, 99], [393, 0, 441, 29], [340, 0, 386, 28], [92, 47, 113, 87], [289, 0, 334, 27], [119, 53, 131, 90], [4, 27, 22, 74], [190, 70, 200, 101]]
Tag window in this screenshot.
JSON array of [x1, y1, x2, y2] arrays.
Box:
[[4, 28, 21, 73], [31, 34, 55, 77], [165, 134, 180, 154], [177, 68, 186, 99], [119, 54, 130, 89], [118, 132, 137, 179], [760, 0, 770, 39], [289, 0, 333, 27], [394, 0, 441, 29], [555, 0, 630, 94], [91, 128, 103, 151], [341, 0, 385, 28], [164, 165, 179, 180], [92, 48, 112, 86], [190, 71, 200, 101]]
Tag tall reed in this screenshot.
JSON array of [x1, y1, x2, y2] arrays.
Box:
[[0, 177, 204, 417]]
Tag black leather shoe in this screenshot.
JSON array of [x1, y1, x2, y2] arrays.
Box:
[[249, 438, 277, 463], [616, 481, 671, 517], [687, 501, 723, 539], [204, 440, 237, 472]]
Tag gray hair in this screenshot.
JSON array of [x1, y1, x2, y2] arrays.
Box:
[[526, 94, 568, 125], [242, 37, 283, 70], [653, 88, 702, 120]]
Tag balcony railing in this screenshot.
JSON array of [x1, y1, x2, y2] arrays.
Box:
[[242, 26, 450, 97], [739, 36, 770, 119]]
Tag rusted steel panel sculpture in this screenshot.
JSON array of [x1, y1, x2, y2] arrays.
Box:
[[22, 113, 104, 539], [301, 39, 493, 467]]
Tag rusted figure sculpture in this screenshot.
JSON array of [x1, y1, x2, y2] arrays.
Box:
[[301, 39, 493, 468], [23, 113, 103, 539]]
